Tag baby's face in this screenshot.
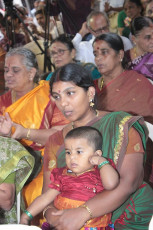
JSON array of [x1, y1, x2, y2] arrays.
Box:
[[65, 137, 95, 176]]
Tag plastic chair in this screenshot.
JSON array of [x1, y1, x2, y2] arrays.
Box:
[[145, 121, 153, 141], [0, 225, 41, 229], [17, 192, 21, 224], [149, 215, 153, 230]]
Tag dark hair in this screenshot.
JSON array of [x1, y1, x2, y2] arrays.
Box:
[[35, 7, 45, 16], [124, 0, 143, 15], [93, 33, 127, 69], [50, 63, 95, 94], [131, 16, 153, 36], [50, 35, 75, 52], [124, 0, 142, 8], [65, 126, 103, 151]]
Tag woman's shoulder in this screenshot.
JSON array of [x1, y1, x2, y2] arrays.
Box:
[[98, 110, 132, 120]]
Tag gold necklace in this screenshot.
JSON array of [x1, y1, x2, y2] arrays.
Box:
[[11, 90, 16, 103], [11, 83, 38, 103], [133, 46, 137, 59], [71, 110, 99, 129], [99, 77, 104, 91]]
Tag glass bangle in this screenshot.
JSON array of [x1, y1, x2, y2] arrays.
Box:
[[98, 160, 109, 169], [24, 209, 33, 220]]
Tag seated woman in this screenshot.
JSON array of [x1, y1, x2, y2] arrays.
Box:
[[45, 35, 101, 81], [0, 47, 68, 214], [0, 136, 34, 224], [43, 63, 153, 230], [118, 0, 143, 38], [93, 32, 153, 187], [125, 16, 153, 81]]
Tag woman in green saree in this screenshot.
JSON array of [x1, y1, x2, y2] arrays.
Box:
[[43, 63, 153, 230], [0, 136, 34, 224]]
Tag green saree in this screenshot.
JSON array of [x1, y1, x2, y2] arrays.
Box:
[[0, 136, 34, 224], [44, 111, 153, 229]]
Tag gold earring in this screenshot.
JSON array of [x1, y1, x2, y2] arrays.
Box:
[[89, 99, 94, 107]]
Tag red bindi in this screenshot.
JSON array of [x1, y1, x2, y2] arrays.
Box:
[[58, 90, 61, 93]]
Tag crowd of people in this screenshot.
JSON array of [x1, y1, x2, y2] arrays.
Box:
[[0, 0, 153, 229]]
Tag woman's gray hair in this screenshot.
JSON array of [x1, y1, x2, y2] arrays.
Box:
[[5, 47, 40, 83]]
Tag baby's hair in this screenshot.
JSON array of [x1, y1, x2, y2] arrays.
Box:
[[65, 126, 102, 151]]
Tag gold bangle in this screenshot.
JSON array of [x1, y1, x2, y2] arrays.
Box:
[[80, 204, 92, 219], [26, 129, 31, 140], [43, 205, 53, 219]]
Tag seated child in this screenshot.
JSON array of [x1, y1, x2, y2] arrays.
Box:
[[20, 126, 119, 229]]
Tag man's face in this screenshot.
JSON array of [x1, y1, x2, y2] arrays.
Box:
[[36, 13, 45, 27], [88, 15, 109, 37]]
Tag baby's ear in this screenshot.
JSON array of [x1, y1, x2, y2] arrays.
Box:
[[94, 150, 103, 157]]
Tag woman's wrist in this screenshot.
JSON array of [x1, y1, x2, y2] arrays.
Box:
[[78, 205, 92, 223], [43, 205, 54, 219], [26, 128, 31, 140], [80, 204, 92, 219]]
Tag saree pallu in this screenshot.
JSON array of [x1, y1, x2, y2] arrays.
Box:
[[44, 111, 153, 229], [125, 51, 153, 81], [95, 70, 153, 124], [0, 136, 34, 224], [94, 70, 153, 187], [0, 80, 68, 207]]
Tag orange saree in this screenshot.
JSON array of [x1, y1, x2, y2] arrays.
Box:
[[0, 80, 68, 207]]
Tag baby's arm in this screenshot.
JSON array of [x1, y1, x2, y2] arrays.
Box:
[[20, 189, 60, 225], [89, 155, 119, 190]]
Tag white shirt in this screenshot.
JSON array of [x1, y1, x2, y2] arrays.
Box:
[[100, 0, 125, 11], [72, 33, 133, 64]]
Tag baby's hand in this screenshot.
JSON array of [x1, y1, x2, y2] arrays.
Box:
[[20, 214, 30, 225], [89, 156, 107, 166], [89, 155, 100, 165]]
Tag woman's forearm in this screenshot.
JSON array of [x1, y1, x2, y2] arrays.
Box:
[[24, 128, 61, 145], [0, 184, 15, 210], [12, 125, 66, 145], [84, 178, 132, 218]]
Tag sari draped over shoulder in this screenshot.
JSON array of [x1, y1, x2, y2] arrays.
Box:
[[0, 80, 68, 207], [44, 111, 153, 229], [95, 70, 153, 124], [95, 70, 153, 188], [0, 136, 34, 224], [125, 51, 153, 81]]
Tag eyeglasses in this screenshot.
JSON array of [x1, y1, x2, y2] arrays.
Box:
[[50, 49, 69, 57], [89, 25, 109, 34]]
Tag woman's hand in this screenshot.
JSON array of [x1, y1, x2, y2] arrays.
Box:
[[51, 208, 89, 230], [0, 112, 12, 136]]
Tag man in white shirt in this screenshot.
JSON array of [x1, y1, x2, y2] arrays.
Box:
[[72, 11, 133, 64]]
